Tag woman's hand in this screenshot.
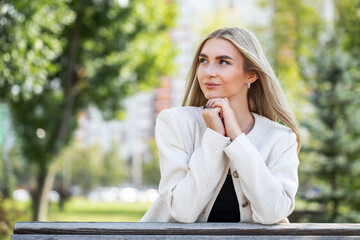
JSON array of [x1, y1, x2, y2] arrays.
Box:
[[205, 98, 242, 141], [202, 104, 225, 136]]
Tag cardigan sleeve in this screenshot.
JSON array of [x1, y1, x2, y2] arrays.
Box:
[[224, 130, 299, 224], [155, 109, 230, 223]]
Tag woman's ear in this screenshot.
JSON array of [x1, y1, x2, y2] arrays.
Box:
[[248, 72, 258, 83]]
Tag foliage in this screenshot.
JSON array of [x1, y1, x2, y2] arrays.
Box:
[[0, 0, 177, 220], [0, 198, 11, 240], [0, 196, 22, 240], [300, 0, 360, 223], [303, 36, 360, 222], [258, 0, 324, 117], [336, 0, 360, 57]]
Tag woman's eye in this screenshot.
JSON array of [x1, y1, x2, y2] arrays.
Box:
[[220, 60, 229, 65], [199, 58, 207, 64]]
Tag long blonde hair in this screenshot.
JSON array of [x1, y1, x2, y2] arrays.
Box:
[[182, 27, 301, 152]]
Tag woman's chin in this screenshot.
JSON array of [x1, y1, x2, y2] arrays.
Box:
[[205, 94, 224, 99]]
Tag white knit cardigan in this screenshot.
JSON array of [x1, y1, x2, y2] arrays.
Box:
[[140, 106, 299, 224]]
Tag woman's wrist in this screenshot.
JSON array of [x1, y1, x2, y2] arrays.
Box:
[[229, 129, 242, 141]]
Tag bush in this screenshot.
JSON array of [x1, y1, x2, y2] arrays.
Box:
[[0, 195, 20, 240]]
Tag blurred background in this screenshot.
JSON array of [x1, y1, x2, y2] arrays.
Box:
[[0, 0, 359, 238]]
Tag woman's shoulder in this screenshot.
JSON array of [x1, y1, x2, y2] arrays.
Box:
[[252, 113, 295, 139], [156, 107, 206, 142], [251, 113, 298, 155], [158, 106, 203, 122]]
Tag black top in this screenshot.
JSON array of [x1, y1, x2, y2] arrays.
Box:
[[207, 174, 240, 222]]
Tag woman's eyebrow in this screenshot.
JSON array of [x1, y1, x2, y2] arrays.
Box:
[[216, 55, 235, 61], [199, 53, 235, 61]]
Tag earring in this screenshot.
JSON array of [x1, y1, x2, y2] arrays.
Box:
[[248, 82, 251, 89]]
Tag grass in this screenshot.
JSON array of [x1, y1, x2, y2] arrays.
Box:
[[47, 197, 152, 222], [5, 196, 152, 222], [2, 197, 152, 240]]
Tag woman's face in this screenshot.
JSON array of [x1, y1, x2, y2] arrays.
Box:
[[197, 38, 250, 101]]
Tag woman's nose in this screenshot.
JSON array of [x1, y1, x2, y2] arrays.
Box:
[[204, 64, 217, 78]]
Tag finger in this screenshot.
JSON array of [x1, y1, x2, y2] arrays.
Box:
[[204, 106, 221, 114], [212, 98, 232, 111], [202, 106, 220, 114], [211, 101, 225, 109], [205, 100, 215, 109], [209, 102, 224, 117], [212, 107, 222, 114], [204, 101, 210, 109], [213, 106, 221, 111], [211, 106, 223, 118]]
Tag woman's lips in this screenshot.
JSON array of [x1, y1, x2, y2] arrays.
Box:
[[204, 83, 221, 89]]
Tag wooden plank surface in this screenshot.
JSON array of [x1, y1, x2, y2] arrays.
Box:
[[12, 222, 360, 236], [10, 234, 360, 240]]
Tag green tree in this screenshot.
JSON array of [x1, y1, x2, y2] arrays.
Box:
[[258, 0, 324, 116], [304, 36, 360, 222], [0, 0, 176, 220], [302, 0, 360, 222]]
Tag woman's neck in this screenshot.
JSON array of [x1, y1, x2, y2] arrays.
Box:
[[229, 95, 253, 132]]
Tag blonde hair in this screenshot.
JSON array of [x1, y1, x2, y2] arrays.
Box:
[[182, 27, 301, 152]]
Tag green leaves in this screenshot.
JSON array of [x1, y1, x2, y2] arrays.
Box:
[[0, 0, 75, 100], [303, 35, 360, 223]]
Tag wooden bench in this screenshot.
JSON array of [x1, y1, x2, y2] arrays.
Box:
[[11, 222, 360, 239]]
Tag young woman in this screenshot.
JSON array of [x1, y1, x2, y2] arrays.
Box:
[[141, 27, 300, 224]]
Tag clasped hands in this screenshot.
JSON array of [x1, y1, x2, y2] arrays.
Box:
[[201, 97, 242, 141]]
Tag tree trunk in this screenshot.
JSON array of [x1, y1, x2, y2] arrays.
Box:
[[33, 160, 60, 221], [32, 12, 81, 221], [32, 166, 47, 221]]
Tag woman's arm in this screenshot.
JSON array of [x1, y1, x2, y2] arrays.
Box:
[[224, 130, 299, 224], [156, 109, 230, 223]]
